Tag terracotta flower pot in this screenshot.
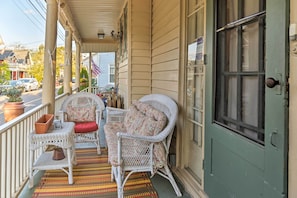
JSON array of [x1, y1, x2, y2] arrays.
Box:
[[3, 101, 25, 122], [35, 114, 54, 134]]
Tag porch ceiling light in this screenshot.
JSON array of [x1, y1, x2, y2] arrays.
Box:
[[97, 33, 105, 39]]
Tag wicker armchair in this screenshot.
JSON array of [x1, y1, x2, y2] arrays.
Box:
[[59, 92, 105, 154], [104, 94, 182, 198]]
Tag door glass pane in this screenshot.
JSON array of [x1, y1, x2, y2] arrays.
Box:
[[195, 66, 204, 109], [226, 76, 237, 120], [244, 0, 259, 17], [242, 22, 259, 71], [188, 0, 203, 14], [227, 0, 238, 23], [188, 14, 197, 43], [242, 76, 258, 127], [197, 9, 204, 38], [226, 29, 238, 72]]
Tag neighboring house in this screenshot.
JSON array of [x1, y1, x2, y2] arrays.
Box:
[[0, 48, 32, 80], [82, 52, 115, 88]]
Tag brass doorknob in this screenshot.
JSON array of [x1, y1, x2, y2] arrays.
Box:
[[266, 77, 280, 88]]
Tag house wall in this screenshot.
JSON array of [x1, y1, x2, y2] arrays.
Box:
[[289, 1, 297, 197], [130, 0, 152, 101], [118, 0, 180, 106], [118, 0, 151, 108], [151, 0, 180, 101]]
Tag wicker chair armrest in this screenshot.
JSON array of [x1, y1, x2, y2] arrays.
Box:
[[106, 107, 128, 123], [117, 132, 163, 143]]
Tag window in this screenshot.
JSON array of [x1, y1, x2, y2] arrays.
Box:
[[186, 0, 205, 145], [215, 0, 266, 144], [108, 64, 115, 84], [119, 4, 127, 60]]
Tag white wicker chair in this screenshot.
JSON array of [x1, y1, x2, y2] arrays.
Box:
[[105, 94, 182, 198], [59, 92, 105, 154]]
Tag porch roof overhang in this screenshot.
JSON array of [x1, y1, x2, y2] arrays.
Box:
[[56, 0, 125, 53]]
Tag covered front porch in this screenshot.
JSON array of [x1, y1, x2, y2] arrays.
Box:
[[0, 87, 190, 198]]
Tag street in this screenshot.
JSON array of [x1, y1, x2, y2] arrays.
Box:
[[0, 89, 43, 125]]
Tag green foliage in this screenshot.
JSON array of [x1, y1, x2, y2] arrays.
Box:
[[80, 67, 89, 80], [57, 86, 64, 95], [79, 67, 89, 91], [80, 78, 88, 83], [0, 61, 11, 84], [4, 87, 23, 102]]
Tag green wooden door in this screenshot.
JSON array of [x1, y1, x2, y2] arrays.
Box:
[[204, 0, 288, 197]]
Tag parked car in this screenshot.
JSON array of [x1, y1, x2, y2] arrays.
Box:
[[19, 78, 39, 92]]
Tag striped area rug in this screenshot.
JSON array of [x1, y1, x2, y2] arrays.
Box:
[[32, 148, 158, 198]]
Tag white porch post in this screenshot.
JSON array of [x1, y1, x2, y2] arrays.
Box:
[[75, 42, 81, 89], [43, 0, 57, 114], [63, 28, 72, 94], [88, 52, 92, 93]]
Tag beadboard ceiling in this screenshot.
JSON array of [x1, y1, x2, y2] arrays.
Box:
[[58, 0, 125, 52]]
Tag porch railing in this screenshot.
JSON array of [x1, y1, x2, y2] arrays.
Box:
[[0, 92, 69, 198], [80, 86, 100, 94]]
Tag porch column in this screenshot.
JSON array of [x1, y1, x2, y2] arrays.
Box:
[[88, 52, 92, 93], [42, 0, 57, 114], [75, 42, 81, 90], [63, 28, 72, 94]]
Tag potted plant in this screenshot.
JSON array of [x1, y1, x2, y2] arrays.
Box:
[[79, 78, 88, 89], [2, 86, 25, 122]]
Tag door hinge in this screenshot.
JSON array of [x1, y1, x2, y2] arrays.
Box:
[[202, 159, 205, 170], [286, 76, 290, 107], [286, 76, 290, 93]]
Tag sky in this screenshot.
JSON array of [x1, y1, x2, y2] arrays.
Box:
[[0, 0, 65, 50]]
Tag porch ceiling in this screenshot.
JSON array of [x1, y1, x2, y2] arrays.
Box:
[[58, 0, 125, 53]]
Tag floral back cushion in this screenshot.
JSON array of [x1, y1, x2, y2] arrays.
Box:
[[66, 105, 96, 122]]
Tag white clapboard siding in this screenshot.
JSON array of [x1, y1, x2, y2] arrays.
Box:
[[129, 0, 152, 105], [151, 0, 180, 100]]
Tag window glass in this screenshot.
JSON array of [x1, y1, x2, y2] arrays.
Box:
[[242, 22, 259, 71], [244, 0, 260, 17], [226, 0, 238, 23], [188, 0, 203, 14]]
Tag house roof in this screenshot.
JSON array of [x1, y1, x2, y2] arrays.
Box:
[[0, 49, 14, 61], [0, 49, 30, 64]]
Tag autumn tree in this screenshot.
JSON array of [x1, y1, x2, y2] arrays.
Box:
[[30, 45, 76, 86], [30, 45, 44, 85]]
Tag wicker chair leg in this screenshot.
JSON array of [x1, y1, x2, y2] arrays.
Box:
[[116, 166, 124, 198], [95, 132, 101, 155], [164, 165, 182, 197], [111, 166, 115, 181], [96, 145, 101, 155]]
